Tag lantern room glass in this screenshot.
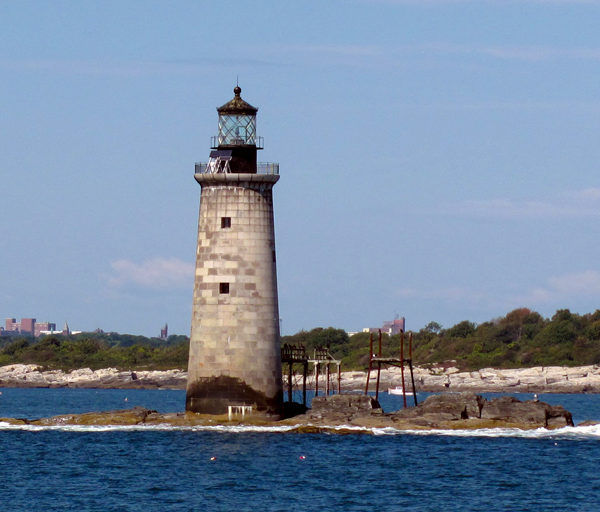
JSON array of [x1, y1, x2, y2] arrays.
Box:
[[218, 114, 256, 145]]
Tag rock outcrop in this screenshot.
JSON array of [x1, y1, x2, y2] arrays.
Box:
[[390, 392, 574, 429], [33, 406, 158, 426], [285, 392, 574, 431], [0, 393, 574, 432], [308, 394, 382, 422]]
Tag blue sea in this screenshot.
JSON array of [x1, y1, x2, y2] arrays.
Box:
[[2, 389, 600, 512]]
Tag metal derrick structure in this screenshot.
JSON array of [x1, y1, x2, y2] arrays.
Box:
[[280, 344, 341, 407], [365, 330, 418, 408], [281, 331, 418, 410]]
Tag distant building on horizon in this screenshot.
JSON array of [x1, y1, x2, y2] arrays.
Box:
[[160, 323, 168, 340], [347, 316, 406, 337], [3, 318, 57, 337], [2, 317, 80, 337], [381, 317, 405, 335]]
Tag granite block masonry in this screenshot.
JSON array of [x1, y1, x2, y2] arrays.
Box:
[[186, 86, 283, 416]]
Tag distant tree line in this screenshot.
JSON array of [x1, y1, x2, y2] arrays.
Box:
[[0, 332, 189, 371], [282, 308, 600, 371], [1, 308, 600, 371], [411, 308, 600, 370]]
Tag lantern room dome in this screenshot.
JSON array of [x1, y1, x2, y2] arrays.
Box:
[[217, 86, 258, 115]]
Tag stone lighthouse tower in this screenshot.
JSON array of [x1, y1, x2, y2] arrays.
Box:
[[186, 86, 282, 416]]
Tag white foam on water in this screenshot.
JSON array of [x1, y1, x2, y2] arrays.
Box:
[[0, 421, 300, 433], [187, 424, 299, 433], [370, 423, 600, 439], [1, 421, 599, 439]]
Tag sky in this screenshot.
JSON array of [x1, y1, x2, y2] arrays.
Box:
[[1, 0, 600, 337]]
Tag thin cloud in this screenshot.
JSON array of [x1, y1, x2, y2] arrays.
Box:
[[398, 270, 600, 314], [283, 44, 382, 58], [105, 257, 194, 289], [569, 187, 600, 200], [0, 56, 277, 77], [260, 40, 600, 70], [365, 0, 599, 5], [441, 188, 600, 219], [479, 45, 600, 62], [8, 41, 600, 80], [515, 270, 600, 304], [1, 58, 195, 77], [398, 286, 487, 303], [260, 43, 383, 68], [413, 42, 600, 62], [548, 270, 600, 297]]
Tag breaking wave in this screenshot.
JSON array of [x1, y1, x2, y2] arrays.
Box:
[[371, 423, 600, 439], [1, 421, 600, 439]]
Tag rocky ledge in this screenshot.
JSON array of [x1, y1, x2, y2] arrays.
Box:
[[0, 364, 186, 389], [0, 393, 576, 433], [293, 392, 574, 431], [360, 364, 600, 393], [3, 363, 600, 393]]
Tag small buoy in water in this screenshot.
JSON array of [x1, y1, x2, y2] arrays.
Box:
[[210, 456, 217, 461], [299, 455, 306, 460], [554, 442, 558, 446], [124, 397, 128, 402]]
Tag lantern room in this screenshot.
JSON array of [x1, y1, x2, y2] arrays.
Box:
[[201, 86, 263, 174], [212, 86, 263, 149]]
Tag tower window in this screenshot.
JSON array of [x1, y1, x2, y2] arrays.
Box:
[[219, 282, 230, 294], [221, 217, 231, 228]]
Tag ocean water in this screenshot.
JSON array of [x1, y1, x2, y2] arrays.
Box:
[[1, 389, 600, 512]]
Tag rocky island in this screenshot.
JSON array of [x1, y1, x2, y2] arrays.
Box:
[[0, 393, 575, 433], [0, 363, 592, 432]]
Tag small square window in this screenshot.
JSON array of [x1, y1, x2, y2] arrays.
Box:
[[219, 282, 230, 294], [221, 217, 231, 228]]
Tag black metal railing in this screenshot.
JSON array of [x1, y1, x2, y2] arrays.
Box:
[[195, 162, 279, 175], [281, 344, 307, 362]]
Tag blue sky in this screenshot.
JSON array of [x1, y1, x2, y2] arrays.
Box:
[[2, 0, 599, 337]]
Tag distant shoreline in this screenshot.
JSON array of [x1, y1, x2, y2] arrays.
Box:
[[2, 363, 600, 394]]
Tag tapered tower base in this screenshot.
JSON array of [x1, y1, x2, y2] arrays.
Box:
[[186, 173, 283, 417]]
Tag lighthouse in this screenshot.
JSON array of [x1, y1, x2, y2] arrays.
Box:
[[186, 86, 283, 416]]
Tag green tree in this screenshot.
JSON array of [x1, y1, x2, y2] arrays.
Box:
[[446, 320, 476, 339]]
